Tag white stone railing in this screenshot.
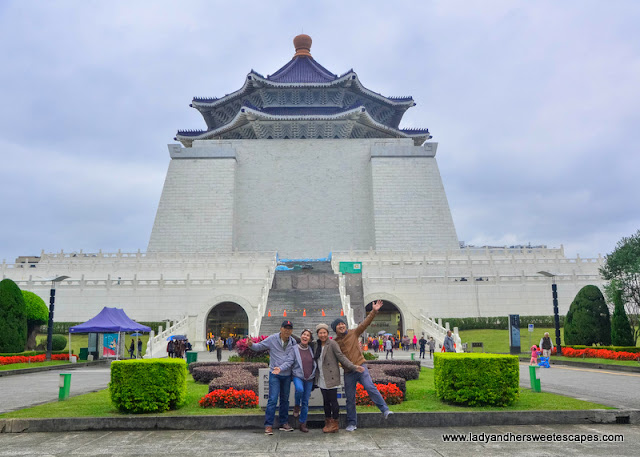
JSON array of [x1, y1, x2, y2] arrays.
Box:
[[145, 316, 189, 359], [337, 275, 356, 328], [362, 273, 603, 286], [251, 258, 277, 336], [418, 314, 463, 353]]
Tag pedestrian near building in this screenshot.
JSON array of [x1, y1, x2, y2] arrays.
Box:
[[418, 335, 427, 359], [539, 332, 554, 359], [332, 300, 393, 432], [443, 330, 455, 353], [428, 337, 435, 359], [248, 320, 297, 435], [215, 337, 224, 362], [412, 334, 418, 350], [385, 337, 393, 359], [137, 339, 143, 358]]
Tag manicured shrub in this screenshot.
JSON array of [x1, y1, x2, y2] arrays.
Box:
[[189, 362, 268, 394], [363, 351, 378, 360], [51, 334, 67, 351], [610, 288, 635, 346], [434, 353, 519, 406], [199, 388, 259, 408], [366, 360, 421, 397], [22, 290, 48, 350], [355, 383, 403, 405], [0, 279, 27, 353], [110, 359, 187, 413], [565, 285, 611, 346]]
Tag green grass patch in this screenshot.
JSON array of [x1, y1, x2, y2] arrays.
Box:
[[1, 367, 610, 419], [0, 361, 71, 371]]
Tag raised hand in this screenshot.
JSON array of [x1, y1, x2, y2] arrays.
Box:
[[372, 300, 383, 311]]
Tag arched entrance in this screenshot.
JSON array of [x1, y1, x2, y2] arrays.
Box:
[[206, 302, 249, 340], [365, 300, 403, 338]]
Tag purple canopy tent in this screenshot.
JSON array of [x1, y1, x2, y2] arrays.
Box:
[[69, 307, 151, 360]]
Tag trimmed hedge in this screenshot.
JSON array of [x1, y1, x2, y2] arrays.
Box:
[[110, 359, 187, 413], [434, 353, 519, 406], [436, 315, 565, 331], [0, 279, 27, 353], [189, 362, 269, 394], [366, 360, 421, 397]]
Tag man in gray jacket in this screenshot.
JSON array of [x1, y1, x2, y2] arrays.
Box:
[[248, 320, 297, 435], [443, 330, 455, 353]]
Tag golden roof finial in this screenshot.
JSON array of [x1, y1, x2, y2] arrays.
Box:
[[293, 34, 312, 58]]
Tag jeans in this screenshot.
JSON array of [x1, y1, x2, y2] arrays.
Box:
[[292, 377, 314, 424], [344, 364, 388, 426], [265, 373, 291, 427]]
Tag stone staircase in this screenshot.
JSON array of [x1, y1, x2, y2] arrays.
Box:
[[258, 261, 344, 336]]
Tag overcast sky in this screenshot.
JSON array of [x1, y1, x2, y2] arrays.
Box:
[[1, 0, 638, 263]]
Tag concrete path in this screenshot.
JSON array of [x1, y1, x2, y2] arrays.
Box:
[[0, 425, 636, 456]]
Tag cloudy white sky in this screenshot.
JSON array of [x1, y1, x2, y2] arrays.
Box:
[[1, 0, 639, 263]]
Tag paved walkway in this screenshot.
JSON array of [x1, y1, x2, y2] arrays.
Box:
[[0, 425, 636, 456]]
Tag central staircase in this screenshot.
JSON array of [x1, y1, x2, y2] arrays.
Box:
[[258, 261, 344, 336]]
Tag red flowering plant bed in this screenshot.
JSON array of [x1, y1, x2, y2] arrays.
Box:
[[199, 387, 259, 409], [0, 353, 73, 365], [355, 383, 404, 406], [560, 347, 640, 361], [234, 336, 269, 358]]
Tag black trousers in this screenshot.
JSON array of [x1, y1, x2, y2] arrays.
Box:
[[321, 388, 339, 419]]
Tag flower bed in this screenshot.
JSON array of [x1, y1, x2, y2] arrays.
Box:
[[199, 387, 259, 409], [561, 347, 640, 361], [234, 336, 269, 358], [0, 353, 73, 365], [355, 383, 403, 405], [189, 362, 268, 394]]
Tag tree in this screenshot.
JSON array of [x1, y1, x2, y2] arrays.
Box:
[[564, 285, 611, 346], [600, 229, 640, 344], [0, 279, 28, 353], [22, 290, 48, 351], [610, 287, 635, 346]]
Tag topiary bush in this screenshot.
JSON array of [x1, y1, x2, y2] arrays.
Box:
[[51, 334, 67, 351], [610, 288, 635, 346], [434, 353, 519, 406], [22, 290, 48, 351], [565, 285, 612, 346], [0, 279, 28, 353], [110, 359, 187, 413]]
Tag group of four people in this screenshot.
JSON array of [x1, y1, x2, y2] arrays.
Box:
[[247, 300, 393, 434]]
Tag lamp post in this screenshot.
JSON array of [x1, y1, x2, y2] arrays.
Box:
[[43, 275, 70, 361], [537, 271, 562, 355]]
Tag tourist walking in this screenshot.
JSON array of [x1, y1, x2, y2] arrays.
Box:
[[332, 300, 393, 432], [137, 339, 143, 358], [128, 340, 135, 359], [215, 337, 224, 362], [385, 337, 393, 359], [412, 334, 418, 350], [418, 335, 427, 359], [314, 323, 363, 433], [247, 320, 297, 435], [443, 330, 455, 353], [166, 339, 174, 358], [539, 332, 554, 359], [428, 337, 435, 359], [274, 329, 317, 432]]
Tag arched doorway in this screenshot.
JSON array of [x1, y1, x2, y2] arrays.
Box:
[[365, 300, 403, 338], [206, 302, 248, 340]]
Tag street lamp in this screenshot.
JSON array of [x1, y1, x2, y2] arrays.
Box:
[[42, 275, 70, 361], [537, 271, 562, 355]]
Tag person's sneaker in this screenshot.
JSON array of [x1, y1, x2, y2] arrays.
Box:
[[384, 410, 394, 419], [279, 423, 294, 432], [293, 405, 301, 418], [265, 426, 273, 435], [345, 424, 357, 432]]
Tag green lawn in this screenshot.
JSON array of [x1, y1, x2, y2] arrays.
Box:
[[0, 367, 610, 419], [458, 327, 566, 354]]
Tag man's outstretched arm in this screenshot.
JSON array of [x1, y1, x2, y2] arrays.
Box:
[[354, 300, 383, 336]]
